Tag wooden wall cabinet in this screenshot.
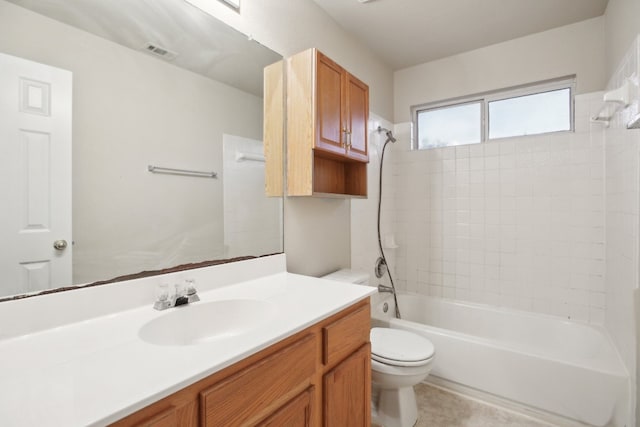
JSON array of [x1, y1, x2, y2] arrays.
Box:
[[284, 48, 369, 197], [111, 299, 371, 427], [315, 53, 368, 163]]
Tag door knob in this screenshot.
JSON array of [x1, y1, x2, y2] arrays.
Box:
[[53, 240, 68, 250]]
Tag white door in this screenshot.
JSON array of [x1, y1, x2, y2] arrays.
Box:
[[0, 52, 72, 296]]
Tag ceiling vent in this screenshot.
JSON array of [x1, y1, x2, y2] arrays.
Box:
[[142, 43, 178, 61]]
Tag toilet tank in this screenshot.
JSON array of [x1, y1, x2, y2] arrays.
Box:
[[321, 269, 370, 285]]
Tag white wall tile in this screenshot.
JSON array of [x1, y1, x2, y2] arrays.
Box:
[[377, 95, 607, 323]]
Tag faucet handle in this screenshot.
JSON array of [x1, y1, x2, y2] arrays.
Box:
[[153, 284, 171, 310], [174, 283, 185, 298], [156, 283, 169, 301], [185, 279, 197, 296]]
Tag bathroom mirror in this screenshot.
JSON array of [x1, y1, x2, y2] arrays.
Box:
[[0, 0, 283, 300]]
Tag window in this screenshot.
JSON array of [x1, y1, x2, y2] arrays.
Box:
[[416, 101, 481, 149], [412, 77, 574, 149], [488, 88, 571, 139]]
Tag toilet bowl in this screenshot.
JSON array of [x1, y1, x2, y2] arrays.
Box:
[[321, 269, 435, 427], [370, 327, 434, 427]]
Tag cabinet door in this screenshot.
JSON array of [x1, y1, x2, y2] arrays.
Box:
[[316, 52, 346, 157], [258, 386, 315, 427], [345, 73, 368, 162], [200, 335, 316, 427], [133, 406, 178, 427], [323, 344, 371, 427]]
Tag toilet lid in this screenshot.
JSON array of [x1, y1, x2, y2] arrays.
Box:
[[370, 328, 434, 367]]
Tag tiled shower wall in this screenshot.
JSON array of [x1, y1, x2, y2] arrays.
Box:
[[389, 93, 607, 323], [604, 35, 639, 423]]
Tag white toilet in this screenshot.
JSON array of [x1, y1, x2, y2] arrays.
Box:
[[370, 327, 434, 427], [322, 269, 435, 427]]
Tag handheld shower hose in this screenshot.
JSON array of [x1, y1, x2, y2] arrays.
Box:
[[376, 126, 401, 319]]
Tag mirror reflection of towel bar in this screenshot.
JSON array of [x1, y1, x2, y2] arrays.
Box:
[[235, 152, 265, 162], [147, 165, 218, 178]]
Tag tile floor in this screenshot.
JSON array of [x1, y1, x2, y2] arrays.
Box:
[[374, 383, 557, 427]]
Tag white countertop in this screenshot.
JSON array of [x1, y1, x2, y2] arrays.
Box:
[[0, 270, 374, 427]]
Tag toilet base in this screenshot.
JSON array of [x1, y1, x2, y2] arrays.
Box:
[[372, 385, 418, 427]]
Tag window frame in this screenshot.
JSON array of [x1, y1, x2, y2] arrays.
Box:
[[410, 76, 576, 150]]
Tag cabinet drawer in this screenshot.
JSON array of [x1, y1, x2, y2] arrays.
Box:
[[322, 304, 370, 366], [200, 334, 316, 427]]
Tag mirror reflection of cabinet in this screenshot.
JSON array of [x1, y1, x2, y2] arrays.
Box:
[[272, 48, 369, 198]]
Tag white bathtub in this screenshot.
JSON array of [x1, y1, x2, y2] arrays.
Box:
[[372, 293, 629, 427]]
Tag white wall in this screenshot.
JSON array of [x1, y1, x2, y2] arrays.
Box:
[[0, 1, 264, 284], [394, 17, 606, 122], [184, 0, 395, 277], [605, 0, 640, 79]]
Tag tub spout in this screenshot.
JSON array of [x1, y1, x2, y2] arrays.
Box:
[[378, 284, 394, 294]]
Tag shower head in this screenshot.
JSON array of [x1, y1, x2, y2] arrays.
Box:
[[377, 126, 396, 143], [385, 130, 396, 143]]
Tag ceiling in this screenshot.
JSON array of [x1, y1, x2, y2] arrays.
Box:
[[6, 0, 281, 96], [312, 0, 609, 70]]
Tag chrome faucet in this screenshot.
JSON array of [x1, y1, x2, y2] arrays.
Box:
[[154, 280, 200, 310], [377, 284, 394, 294]]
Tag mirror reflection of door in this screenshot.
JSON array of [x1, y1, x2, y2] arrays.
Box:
[[0, 52, 72, 295]]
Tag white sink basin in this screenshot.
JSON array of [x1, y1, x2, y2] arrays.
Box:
[[139, 299, 276, 346]]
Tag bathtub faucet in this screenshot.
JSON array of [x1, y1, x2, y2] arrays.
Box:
[[377, 284, 395, 294]]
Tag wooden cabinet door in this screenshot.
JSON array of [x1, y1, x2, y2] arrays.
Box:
[[258, 387, 315, 427], [345, 73, 368, 162], [133, 407, 177, 427], [316, 52, 345, 157], [200, 335, 316, 427], [323, 344, 371, 427]]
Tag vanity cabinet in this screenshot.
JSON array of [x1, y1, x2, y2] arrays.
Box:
[[283, 48, 369, 197], [111, 299, 371, 427]]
